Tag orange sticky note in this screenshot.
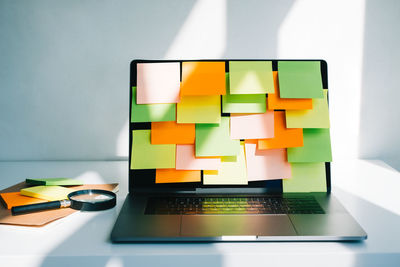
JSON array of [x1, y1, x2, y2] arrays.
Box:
[[267, 71, 313, 110], [0, 192, 48, 209], [181, 61, 226, 95], [151, 121, 195, 144], [258, 111, 303, 149], [155, 169, 201, 183]]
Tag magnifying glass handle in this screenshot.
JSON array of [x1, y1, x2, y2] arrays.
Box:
[[11, 200, 71, 216]]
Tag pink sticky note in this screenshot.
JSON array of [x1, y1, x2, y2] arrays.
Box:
[[137, 63, 181, 104], [176, 144, 221, 170], [244, 143, 291, 181], [230, 112, 274, 139]]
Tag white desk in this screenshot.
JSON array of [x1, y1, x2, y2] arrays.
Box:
[[0, 160, 399, 267]]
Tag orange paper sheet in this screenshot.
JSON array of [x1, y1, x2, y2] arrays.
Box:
[[267, 71, 313, 110], [151, 121, 195, 144], [155, 169, 201, 183], [181, 62, 226, 95], [258, 111, 303, 149], [0, 192, 48, 209]]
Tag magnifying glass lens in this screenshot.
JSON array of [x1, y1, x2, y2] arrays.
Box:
[[70, 192, 113, 203]]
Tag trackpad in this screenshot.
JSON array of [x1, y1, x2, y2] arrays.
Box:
[[181, 215, 296, 237]]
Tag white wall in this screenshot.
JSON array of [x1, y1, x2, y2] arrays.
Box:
[[1, 0, 399, 166]]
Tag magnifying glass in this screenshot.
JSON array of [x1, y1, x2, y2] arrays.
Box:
[[11, 189, 116, 216]]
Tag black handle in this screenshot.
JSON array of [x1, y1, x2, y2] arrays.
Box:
[[11, 200, 62, 216]]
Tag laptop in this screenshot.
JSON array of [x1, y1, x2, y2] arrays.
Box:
[[111, 59, 367, 242]]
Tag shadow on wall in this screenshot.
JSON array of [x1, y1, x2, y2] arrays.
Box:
[[0, 0, 196, 161], [359, 0, 400, 170], [224, 0, 295, 58]]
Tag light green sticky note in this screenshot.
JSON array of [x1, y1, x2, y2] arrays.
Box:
[[131, 87, 176, 122], [195, 117, 240, 157], [229, 61, 274, 94], [130, 130, 175, 169], [177, 95, 221, 123], [222, 73, 266, 113], [20, 186, 73, 201], [203, 143, 248, 185], [286, 89, 330, 128], [283, 163, 326, 192], [26, 178, 84, 186], [278, 61, 324, 99], [287, 129, 332, 162]]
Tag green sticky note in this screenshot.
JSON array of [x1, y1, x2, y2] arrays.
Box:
[[287, 129, 332, 162], [131, 87, 176, 122], [130, 130, 175, 169], [177, 95, 221, 124], [278, 61, 324, 98], [229, 61, 274, 94], [26, 178, 84, 186], [222, 73, 266, 113], [20, 186, 73, 201], [196, 117, 240, 157], [286, 89, 330, 128], [283, 163, 327, 192], [203, 142, 248, 185]]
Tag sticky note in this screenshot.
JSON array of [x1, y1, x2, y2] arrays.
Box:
[[20, 186, 73, 201], [222, 73, 267, 113], [151, 121, 195, 144], [230, 111, 274, 139], [177, 95, 221, 123], [278, 61, 323, 98], [26, 178, 84, 186], [245, 144, 291, 181], [176, 144, 221, 170], [203, 142, 248, 185], [286, 89, 330, 128], [136, 62, 181, 104], [287, 129, 332, 162], [258, 111, 303, 149], [181, 61, 226, 95], [155, 169, 201, 183], [267, 71, 313, 110], [130, 130, 175, 169], [195, 117, 240, 157], [0, 192, 48, 209], [283, 163, 327, 192], [229, 61, 274, 94], [131, 87, 176, 122]]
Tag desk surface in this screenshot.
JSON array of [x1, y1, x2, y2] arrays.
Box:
[[0, 159, 399, 267]]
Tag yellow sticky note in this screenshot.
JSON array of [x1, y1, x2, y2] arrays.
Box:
[[286, 89, 330, 128], [20, 186, 73, 201], [177, 95, 221, 123], [203, 142, 248, 185]]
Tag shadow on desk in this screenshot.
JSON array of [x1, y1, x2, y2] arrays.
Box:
[[37, 188, 400, 267]]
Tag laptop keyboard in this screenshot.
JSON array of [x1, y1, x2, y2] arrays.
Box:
[[145, 196, 325, 215]]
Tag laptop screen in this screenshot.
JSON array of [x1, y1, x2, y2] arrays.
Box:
[[129, 60, 331, 193]]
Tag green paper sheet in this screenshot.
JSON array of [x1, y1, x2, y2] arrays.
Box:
[[282, 162, 327, 192], [222, 73, 266, 113], [229, 61, 274, 94], [131, 87, 176, 122], [195, 117, 240, 157], [26, 178, 83, 186], [130, 130, 175, 169], [287, 129, 332, 162], [286, 89, 330, 128], [203, 143, 248, 185], [278, 61, 324, 99]]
